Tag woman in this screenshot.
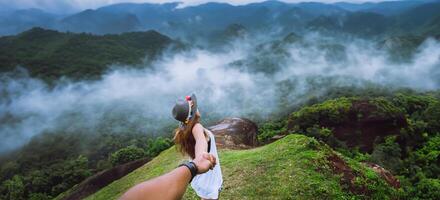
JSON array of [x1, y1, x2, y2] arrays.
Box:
[[172, 94, 223, 200]]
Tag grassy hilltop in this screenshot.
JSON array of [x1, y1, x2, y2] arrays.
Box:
[[53, 92, 440, 200], [86, 134, 399, 200]]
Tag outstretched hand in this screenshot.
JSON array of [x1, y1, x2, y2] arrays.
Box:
[[119, 152, 217, 200], [193, 152, 217, 174]]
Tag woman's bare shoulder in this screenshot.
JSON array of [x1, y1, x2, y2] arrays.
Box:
[[193, 123, 204, 130]]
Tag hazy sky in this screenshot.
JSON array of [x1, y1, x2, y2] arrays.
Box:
[[0, 0, 392, 13]]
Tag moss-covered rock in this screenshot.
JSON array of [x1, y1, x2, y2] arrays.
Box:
[[287, 97, 407, 152]]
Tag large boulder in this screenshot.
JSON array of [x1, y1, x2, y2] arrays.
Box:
[[208, 117, 258, 149]]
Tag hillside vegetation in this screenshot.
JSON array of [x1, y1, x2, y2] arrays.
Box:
[[0, 133, 173, 200], [0, 28, 176, 82], [86, 134, 399, 200], [259, 93, 440, 199]]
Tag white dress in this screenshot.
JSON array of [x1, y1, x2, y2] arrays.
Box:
[[191, 128, 223, 199]]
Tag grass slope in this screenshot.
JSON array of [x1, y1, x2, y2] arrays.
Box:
[[86, 134, 398, 200]]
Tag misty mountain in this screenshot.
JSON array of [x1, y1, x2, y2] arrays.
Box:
[[59, 9, 142, 34], [308, 12, 393, 37], [90, 1, 344, 37], [97, 2, 179, 31], [307, 2, 440, 38], [0, 28, 176, 81], [99, 1, 290, 37], [1, 0, 440, 39], [0, 8, 59, 36], [334, 0, 439, 15], [295, 2, 347, 16], [391, 2, 440, 36]]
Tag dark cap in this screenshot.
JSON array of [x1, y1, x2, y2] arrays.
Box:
[[172, 94, 198, 123]]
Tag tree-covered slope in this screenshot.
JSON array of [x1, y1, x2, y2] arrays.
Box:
[[259, 93, 440, 199], [85, 134, 400, 200], [391, 2, 440, 36], [0, 27, 175, 81]]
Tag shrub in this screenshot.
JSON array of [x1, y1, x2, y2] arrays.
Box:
[[291, 97, 353, 128], [62, 155, 92, 187], [257, 120, 288, 142], [110, 145, 146, 166], [0, 175, 25, 200], [422, 102, 440, 133], [145, 137, 173, 157], [371, 136, 403, 173], [413, 178, 440, 199], [408, 136, 440, 179], [391, 93, 436, 116]]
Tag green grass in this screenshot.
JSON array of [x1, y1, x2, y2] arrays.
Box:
[[85, 134, 398, 200]]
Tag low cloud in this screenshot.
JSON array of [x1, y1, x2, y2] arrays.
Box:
[[1, 33, 439, 153]]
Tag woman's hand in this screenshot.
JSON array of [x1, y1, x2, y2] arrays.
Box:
[[193, 152, 217, 174]]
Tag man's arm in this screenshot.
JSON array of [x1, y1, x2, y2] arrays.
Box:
[[119, 166, 191, 200], [120, 152, 216, 200]]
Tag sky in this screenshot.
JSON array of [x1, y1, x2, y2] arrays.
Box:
[[0, 0, 391, 13]]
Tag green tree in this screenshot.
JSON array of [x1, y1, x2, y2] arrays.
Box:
[[371, 136, 403, 173], [28, 193, 51, 200], [1, 175, 25, 200], [407, 136, 440, 179], [110, 145, 146, 166], [413, 178, 440, 199], [0, 161, 19, 181], [423, 101, 440, 133], [28, 170, 50, 194], [146, 137, 173, 157], [62, 155, 92, 188]]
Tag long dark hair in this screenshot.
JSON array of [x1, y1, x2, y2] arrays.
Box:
[[173, 113, 200, 159]]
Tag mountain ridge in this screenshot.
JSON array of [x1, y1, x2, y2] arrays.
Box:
[[0, 27, 177, 81], [1, 0, 440, 38]]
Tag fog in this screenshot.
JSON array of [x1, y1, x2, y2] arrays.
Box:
[[1, 34, 440, 152]]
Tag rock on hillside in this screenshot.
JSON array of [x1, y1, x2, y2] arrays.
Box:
[[85, 134, 400, 199], [208, 117, 258, 149]]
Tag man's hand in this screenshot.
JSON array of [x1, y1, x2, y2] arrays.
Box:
[[119, 152, 218, 200], [193, 152, 217, 174]]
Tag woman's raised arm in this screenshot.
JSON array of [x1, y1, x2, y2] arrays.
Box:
[[192, 123, 208, 159]]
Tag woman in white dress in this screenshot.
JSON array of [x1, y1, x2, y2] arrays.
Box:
[[172, 94, 223, 200]]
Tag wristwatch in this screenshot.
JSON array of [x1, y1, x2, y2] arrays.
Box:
[[178, 161, 198, 183]]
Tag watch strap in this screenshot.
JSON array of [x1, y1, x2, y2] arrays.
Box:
[[178, 161, 198, 182]]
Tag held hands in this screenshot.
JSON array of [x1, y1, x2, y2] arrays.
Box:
[[193, 152, 217, 174], [119, 153, 217, 200]]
